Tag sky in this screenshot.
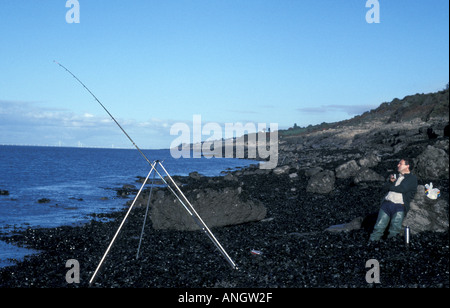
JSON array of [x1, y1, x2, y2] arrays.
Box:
[[0, 0, 448, 149]]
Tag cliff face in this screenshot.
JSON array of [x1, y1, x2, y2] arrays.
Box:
[[277, 88, 449, 167], [282, 87, 449, 138], [344, 87, 449, 125]]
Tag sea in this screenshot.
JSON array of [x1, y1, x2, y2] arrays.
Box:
[[0, 145, 257, 268]]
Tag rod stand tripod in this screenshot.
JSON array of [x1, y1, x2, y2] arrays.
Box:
[[89, 160, 238, 285], [54, 61, 237, 286]]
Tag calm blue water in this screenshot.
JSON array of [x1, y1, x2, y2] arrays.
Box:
[[0, 145, 256, 267]]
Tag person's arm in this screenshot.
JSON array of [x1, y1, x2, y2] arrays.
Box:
[[388, 175, 418, 194]]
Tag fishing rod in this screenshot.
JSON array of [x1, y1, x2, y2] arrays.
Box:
[[54, 61, 151, 165], [54, 60, 198, 199], [54, 61, 238, 284]]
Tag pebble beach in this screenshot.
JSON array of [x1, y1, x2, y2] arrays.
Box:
[[0, 165, 448, 288]]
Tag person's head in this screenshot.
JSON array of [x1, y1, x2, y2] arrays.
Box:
[[397, 158, 412, 174]]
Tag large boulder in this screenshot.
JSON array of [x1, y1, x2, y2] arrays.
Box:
[[306, 170, 335, 194], [353, 168, 385, 184], [358, 154, 381, 168], [402, 185, 449, 234], [414, 145, 449, 179], [140, 186, 267, 231], [335, 160, 360, 179]]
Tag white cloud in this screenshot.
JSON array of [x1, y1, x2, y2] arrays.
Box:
[[0, 100, 176, 148]]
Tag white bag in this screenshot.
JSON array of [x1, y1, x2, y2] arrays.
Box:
[[425, 183, 441, 200]]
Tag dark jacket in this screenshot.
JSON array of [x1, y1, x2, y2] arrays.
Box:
[[385, 173, 418, 213]]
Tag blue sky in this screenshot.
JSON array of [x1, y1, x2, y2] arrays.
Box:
[[0, 0, 448, 149]]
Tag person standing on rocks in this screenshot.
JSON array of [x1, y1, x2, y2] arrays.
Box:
[[369, 159, 418, 242]]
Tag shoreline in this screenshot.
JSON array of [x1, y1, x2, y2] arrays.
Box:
[[0, 162, 448, 288]]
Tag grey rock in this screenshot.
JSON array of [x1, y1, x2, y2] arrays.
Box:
[[189, 171, 203, 180], [306, 170, 335, 194], [335, 160, 360, 179], [273, 165, 290, 175], [358, 154, 381, 168], [414, 145, 449, 179], [353, 168, 384, 184], [144, 187, 267, 231], [403, 185, 449, 234]]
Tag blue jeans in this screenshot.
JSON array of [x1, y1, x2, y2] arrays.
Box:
[[369, 201, 405, 241]]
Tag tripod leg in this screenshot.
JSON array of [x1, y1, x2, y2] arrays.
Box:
[[89, 163, 157, 285], [157, 161, 238, 270], [136, 168, 157, 259]]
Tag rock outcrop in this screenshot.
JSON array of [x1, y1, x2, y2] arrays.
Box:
[[335, 160, 360, 179], [306, 170, 335, 194], [414, 144, 449, 180], [133, 185, 266, 231], [403, 185, 449, 234]]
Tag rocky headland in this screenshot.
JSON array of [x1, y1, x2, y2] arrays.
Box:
[[0, 88, 448, 288]]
